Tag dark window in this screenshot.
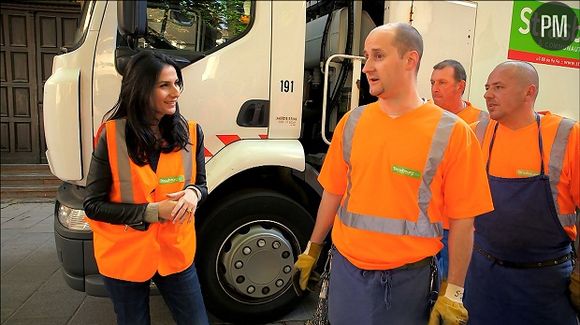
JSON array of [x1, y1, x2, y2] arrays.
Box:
[[141, 0, 253, 53]]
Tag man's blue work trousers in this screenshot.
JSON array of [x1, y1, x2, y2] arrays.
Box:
[[103, 263, 209, 325], [328, 249, 434, 325]]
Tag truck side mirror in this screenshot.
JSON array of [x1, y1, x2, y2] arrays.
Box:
[[118, 1, 147, 40]]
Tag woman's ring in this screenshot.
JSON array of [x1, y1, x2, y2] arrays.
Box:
[[186, 208, 193, 213]]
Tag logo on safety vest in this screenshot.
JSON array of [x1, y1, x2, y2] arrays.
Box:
[[391, 165, 421, 179], [159, 175, 185, 184], [516, 169, 540, 177]]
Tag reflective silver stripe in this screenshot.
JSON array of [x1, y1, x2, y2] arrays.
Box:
[[478, 110, 489, 122], [113, 119, 134, 203], [181, 123, 195, 184], [558, 213, 577, 228], [416, 111, 456, 236], [475, 114, 490, 145], [548, 117, 576, 227], [341, 106, 366, 213], [338, 106, 452, 237], [338, 205, 442, 236]]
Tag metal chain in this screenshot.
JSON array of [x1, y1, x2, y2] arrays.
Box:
[[307, 247, 333, 325]]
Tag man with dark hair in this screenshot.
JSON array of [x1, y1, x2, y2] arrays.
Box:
[[292, 23, 493, 325], [465, 60, 579, 324], [431, 59, 488, 124], [430, 59, 490, 282]]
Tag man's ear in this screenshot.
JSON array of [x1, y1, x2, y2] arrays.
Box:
[[525, 83, 538, 101], [458, 80, 466, 94], [405, 50, 420, 72]]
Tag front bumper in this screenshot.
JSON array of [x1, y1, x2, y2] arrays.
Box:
[[54, 182, 107, 297], [54, 223, 107, 296]]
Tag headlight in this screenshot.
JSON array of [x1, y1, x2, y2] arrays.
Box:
[[57, 204, 91, 231]]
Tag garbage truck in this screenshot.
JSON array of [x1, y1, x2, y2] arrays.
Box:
[[44, 0, 579, 322]]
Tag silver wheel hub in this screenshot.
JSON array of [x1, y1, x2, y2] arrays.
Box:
[[220, 223, 296, 300]]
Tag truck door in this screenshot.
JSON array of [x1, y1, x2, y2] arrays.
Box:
[[93, 1, 271, 162]]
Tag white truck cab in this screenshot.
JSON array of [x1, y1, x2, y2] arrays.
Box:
[[44, 0, 579, 322]]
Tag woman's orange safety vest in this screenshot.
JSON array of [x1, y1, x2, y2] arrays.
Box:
[[87, 119, 198, 282]]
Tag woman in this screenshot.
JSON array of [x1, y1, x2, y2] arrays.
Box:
[[83, 51, 209, 325]]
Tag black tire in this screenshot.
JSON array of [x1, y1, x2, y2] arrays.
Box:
[[196, 189, 314, 323]]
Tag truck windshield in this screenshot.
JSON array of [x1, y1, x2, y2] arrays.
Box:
[[141, 0, 252, 53], [69, 0, 95, 51]]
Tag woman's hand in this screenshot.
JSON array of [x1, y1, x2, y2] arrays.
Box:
[[157, 199, 177, 222], [166, 188, 199, 224]]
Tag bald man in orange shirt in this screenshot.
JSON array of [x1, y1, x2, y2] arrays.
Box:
[[464, 61, 579, 324], [292, 23, 494, 325]]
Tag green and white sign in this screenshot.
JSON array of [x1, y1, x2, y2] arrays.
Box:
[[159, 175, 185, 185], [509, 1, 579, 69], [392, 165, 421, 179]]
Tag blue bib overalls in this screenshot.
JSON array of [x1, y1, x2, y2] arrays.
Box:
[[465, 115, 577, 325]]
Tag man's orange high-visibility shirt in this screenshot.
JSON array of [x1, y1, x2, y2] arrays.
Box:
[[441, 101, 488, 230], [319, 101, 493, 270], [457, 102, 487, 125]]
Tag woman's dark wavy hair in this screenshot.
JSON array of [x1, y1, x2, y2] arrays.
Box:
[[104, 51, 190, 166]]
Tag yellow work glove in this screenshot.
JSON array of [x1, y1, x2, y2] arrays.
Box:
[[428, 282, 468, 325], [570, 265, 580, 312], [292, 241, 323, 294]]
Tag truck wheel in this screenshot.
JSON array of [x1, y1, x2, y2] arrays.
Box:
[[196, 189, 314, 323]]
